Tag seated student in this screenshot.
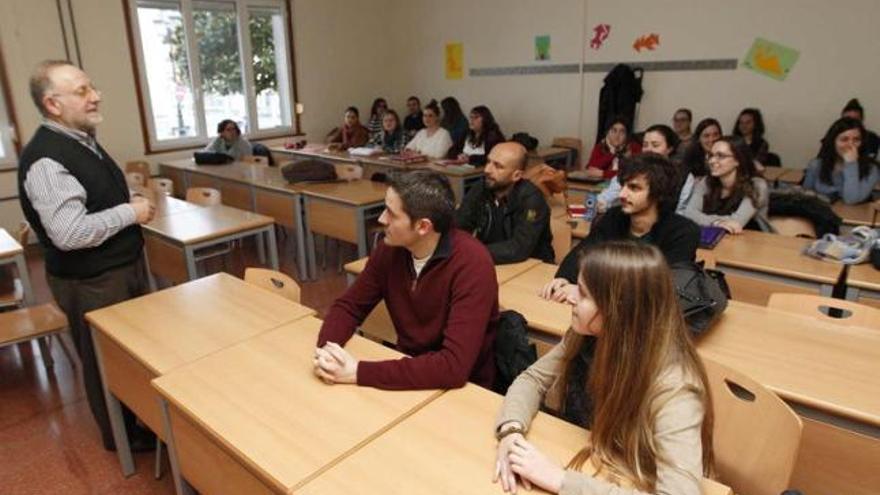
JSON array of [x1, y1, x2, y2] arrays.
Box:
[[326, 106, 369, 150], [671, 108, 693, 159], [585, 117, 641, 179], [366, 98, 388, 143], [203, 119, 252, 160], [405, 100, 453, 159], [369, 109, 406, 154], [441, 96, 469, 156], [841, 98, 880, 158], [542, 154, 699, 303], [803, 117, 880, 204], [455, 141, 554, 264], [683, 136, 769, 234], [682, 118, 722, 177], [733, 108, 770, 168], [456, 105, 505, 166], [598, 124, 693, 214], [403, 96, 425, 141], [494, 241, 713, 495], [314, 170, 498, 390]]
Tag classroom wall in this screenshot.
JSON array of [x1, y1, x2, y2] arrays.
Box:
[[0, 0, 394, 234], [389, 0, 880, 169]]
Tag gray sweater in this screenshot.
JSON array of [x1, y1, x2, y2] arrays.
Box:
[[203, 136, 252, 160], [683, 176, 769, 228], [803, 158, 879, 204]]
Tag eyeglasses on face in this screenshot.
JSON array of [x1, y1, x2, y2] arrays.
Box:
[[706, 152, 734, 161]]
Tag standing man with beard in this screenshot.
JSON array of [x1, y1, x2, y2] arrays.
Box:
[[18, 60, 156, 451], [455, 141, 554, 264]]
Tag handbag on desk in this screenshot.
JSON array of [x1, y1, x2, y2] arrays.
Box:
[[670, 261, 729, 336]]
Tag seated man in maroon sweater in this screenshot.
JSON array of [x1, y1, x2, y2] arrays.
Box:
[[314, 170, 499, 390]]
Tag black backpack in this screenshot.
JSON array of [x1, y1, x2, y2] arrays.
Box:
[[493, 310, 537, 394], [670, 261, 730, 336], [281, 159, 338, 183]]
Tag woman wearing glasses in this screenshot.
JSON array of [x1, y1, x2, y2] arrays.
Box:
[[683, 136, 769, 234]]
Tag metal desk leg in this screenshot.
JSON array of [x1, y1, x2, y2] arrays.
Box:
[[255, 229, 266, 265], [303, 196, 317, 281], [265, 225, 279, 270], [293, 194, 308, 281], [356, 207, 368, 258], [159, 399, 195, 495], [92, 326, 135, 476], [183, 246, 198, 281], [14, 253, 34, 305]]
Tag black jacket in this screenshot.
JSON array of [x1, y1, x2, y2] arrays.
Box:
[[455, 179, 555, 264], [596, 64, 643, 143], [556, 206, 699, 282]]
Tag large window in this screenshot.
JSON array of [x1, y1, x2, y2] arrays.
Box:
[[127, 0, 296, 152]]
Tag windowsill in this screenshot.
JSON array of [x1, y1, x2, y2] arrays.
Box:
[[144, 131, 306, 156]]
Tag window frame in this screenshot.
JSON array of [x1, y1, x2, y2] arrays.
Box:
[[0, 42, 19, 170], [123, 0, 300, 154]]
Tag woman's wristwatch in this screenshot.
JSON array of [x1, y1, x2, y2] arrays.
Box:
[[495, 422, 525, 441]]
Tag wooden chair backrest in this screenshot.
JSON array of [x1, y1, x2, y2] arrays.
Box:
[[125, 160, 151, 180], [549, 217, 571, 265], [704, 357, 802, 495], [149, 178, 174, 196], [768, 293, 880, 327], [185, 187, 222, 206], [768, 216, 817, 239], [125, 172, 146, 188], [244, 268, 301, 303], [16, 222, 30, 247]]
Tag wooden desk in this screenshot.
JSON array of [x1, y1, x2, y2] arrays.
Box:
[[271, 145, 361, 164], [832, 201, 877, 227], [423, 162, 484, 202], [85, 273, 316, 477], [143, 204, 278, 284], [567, 179, 606, 195], [0, 228, 32, 305], [528, 146, 573, 169], [153, 316, 443, 494], [499, 263, 571, 346], [702, 230, 843, 305], [159, 159, 309, 280], [779, 168, 804, 185], [762, 166, 786, 185], [846, 263, 880, 303], [343, 256, 541, 285], [151, 194, 202, 218], [299, 384, 730, 495], [698, 300, 880, 494], [570, 217, 590, 239], [300, 180, 387, 279]]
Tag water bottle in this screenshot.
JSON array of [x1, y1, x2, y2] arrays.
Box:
[[584, 192, 598, 223]]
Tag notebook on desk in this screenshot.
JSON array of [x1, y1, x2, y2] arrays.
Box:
[[699, 226, 727, 249]]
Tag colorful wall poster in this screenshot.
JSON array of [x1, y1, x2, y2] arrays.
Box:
[[589, 24, 611, 50], [535, 35, 551, 61], [743, 38, 800, 81], [445, 42, 463, 80], [632, 33, 660, 53]]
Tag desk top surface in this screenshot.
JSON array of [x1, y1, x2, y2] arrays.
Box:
[[86, 273, 314, 375], [344, 256, 541, 285], [499, 263, 571, 337], [298, 384, 730, 495], [152, 316, 442, 493], [847, 263, 880, 292], [0, 228, 23, 259], [709, 230, 843, 284], [698, 300, 880, 425], [831, 201, 876, 227], [272, 145, 361, 163], [144, 204, 274, 244], [298, 179, 388, 205]]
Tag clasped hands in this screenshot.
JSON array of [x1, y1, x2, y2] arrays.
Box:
[[313, 342, 358, 384]]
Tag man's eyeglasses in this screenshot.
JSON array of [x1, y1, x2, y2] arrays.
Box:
[[51, 84, 101, 99]]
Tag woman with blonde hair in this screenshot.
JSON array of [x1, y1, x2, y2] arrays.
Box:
[[494, 241, 714, 494]]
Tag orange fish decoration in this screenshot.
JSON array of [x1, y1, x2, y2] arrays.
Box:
[[633, 33, 660, 52]]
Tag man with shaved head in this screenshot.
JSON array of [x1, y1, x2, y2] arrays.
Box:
[[18, 60, 155, 451], [455, 141, 554, 263]]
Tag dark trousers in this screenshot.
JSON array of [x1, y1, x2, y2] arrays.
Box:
[[47, 257, 149, 449]]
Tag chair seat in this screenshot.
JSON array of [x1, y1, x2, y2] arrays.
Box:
[[0, 279, 24, 309], [0, 303, 69, 347]]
